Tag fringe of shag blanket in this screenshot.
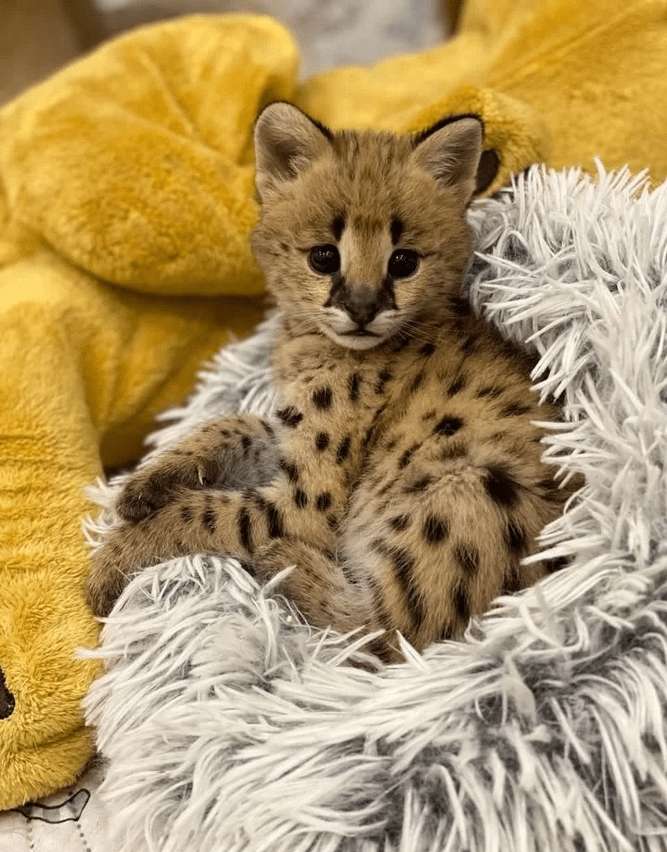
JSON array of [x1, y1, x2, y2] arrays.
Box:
[[83, 163, 667, 852]]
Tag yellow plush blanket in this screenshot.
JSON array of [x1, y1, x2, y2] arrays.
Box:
[[1, 0, 666, 809]]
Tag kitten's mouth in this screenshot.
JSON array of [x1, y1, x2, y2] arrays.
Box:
[[322, 323, 386, 350]]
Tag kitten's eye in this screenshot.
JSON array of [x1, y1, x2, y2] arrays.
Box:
[[388, 249, 419, 278], [309, 244, 341, 275]]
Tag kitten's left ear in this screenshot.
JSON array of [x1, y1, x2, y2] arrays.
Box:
[[254, 102, 333, 198], [411, 115, 485, 202]]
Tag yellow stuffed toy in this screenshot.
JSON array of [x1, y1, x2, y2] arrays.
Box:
[[1, 0, 666, 809]]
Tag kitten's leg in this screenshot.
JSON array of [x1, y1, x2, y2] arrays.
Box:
[[85, 476, 344, 617], [252, 538, 376, 640], [87, 486, 271, 616], [117, 413, 279, 521], [341, 457, 565, 655]]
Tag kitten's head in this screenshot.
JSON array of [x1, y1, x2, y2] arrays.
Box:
[[250, 102, 484, 350]]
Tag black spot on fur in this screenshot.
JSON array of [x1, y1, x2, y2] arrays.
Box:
[[315, 432, 330, 451], [237, 507, 253, 553], [202, 505, 216, 533], [398, 443, 419, 469], [331, 214, 345, 242], [456, 544, 479, 574], [336, 435, 351, 463], [448, 295, 470, 318], [315, 492, 332, 512], [374, 539, 424, 628], [375, 369, 392, 394], [279, 458, 300, 483], [348, 373, 361, 402], [423, 515, 449, 544], [391, 548, 424, 629], [422, 409, 436, 421], [406, 475, 433, 493], [277, 407, 303, 427], [261, 420, 275, 437], [500, 402, 532, 418], [294, 489, 308, 508], [327, 513, 339, 531], [312, 387, 333, 410], [241, 435, 252, 454], [454, 584, 471, 621], [434, 415, 464, 437], [485, 465, 520, 509], [446, 374, 467, 397], [506, 520, 527, 554], [265, 503, 284, 538], [410, 371, 425, 392], [390, 217, 403, 245], [478, 385, 504, 399], [181, 505, 193, 524], [389, 514, 411, 531], [419, 342, 436, 357]]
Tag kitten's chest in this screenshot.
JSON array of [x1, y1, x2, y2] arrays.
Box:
[[271, 333, 421, 431]]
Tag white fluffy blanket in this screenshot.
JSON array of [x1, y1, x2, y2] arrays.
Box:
[[83, 164, 667, 852]]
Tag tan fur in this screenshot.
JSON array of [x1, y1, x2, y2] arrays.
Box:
[[86, 104, 575, 660]]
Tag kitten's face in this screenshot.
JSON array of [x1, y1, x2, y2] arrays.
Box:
[[251, 105, 483, 350]]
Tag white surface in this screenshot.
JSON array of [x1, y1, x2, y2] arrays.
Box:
[[0, 764, 110, 852]]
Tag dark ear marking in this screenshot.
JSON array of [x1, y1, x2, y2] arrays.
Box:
[[475, 149, 501, 194], [413, 112, 485, 146]]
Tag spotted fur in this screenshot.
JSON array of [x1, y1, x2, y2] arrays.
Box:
[[86, 103, 576, 660]]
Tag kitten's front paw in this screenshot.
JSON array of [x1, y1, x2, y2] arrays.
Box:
[[117, 456, 222, 522]]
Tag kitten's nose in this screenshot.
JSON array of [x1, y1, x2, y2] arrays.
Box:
[[340, 288, 379, 327]]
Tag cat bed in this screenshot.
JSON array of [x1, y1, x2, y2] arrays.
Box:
[[4, 0, 667, 814], [83, 163, 667, 851]]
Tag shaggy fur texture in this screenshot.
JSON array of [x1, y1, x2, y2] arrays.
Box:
[[83, 163, 667, 852]]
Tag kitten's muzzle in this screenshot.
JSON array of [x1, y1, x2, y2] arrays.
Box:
[[326, 284, 393, 328]]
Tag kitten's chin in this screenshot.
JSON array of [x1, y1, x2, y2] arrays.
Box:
[[320, 326, 386, 351]]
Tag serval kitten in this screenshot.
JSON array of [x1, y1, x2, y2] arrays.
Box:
[[86, 103, 573, 660]]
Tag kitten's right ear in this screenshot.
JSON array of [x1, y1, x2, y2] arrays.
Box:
[[254, 102, 333, 197]]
